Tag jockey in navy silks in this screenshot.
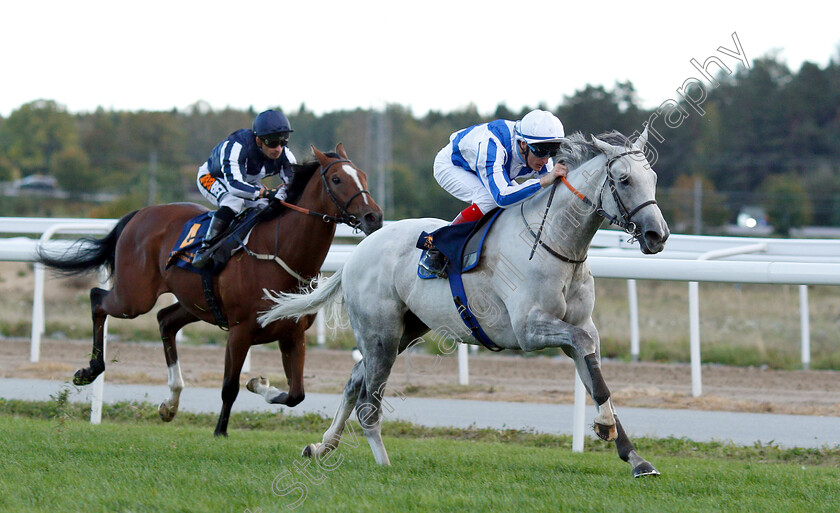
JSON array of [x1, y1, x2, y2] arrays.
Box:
[[420, 109, 569, 276], [192, 109, 297, 268]]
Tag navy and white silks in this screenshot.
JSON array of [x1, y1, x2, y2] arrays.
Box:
[[433, 119, 554, 214], [196, 129, 297, 213]]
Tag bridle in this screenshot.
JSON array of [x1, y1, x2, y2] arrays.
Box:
[[523, 149, 657, 262], [598, 150, 658, 240], [277, 158, 371, 230], [247, 158, 372, 285]]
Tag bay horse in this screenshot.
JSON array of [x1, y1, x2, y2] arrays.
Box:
[[37, 144, 383, 436], [259, 129, 669, 477]]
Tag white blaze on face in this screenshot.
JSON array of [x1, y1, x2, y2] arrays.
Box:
[[341, 164, 369, 204]]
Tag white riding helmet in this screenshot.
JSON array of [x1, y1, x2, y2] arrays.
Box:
[[514, 109, 566, 144]]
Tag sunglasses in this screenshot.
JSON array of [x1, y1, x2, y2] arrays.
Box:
[[526, 142, 562, 158], [260, 135, 289, 149]]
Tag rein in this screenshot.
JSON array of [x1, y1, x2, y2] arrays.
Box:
[[277, 159, 371, 230], [522, 150, 657, 262], [248, 158, 371, 285]]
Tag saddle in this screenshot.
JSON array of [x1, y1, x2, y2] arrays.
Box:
[[165, 208, 267, 329], [415, 208, 505, 351], [415, 208, 502, 279], [166, 208, 265, 273]]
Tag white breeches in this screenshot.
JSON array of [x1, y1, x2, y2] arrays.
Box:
[[196, 163, 268, 213], [433, 144, 497, 214]]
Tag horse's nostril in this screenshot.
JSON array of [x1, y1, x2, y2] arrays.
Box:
[[364, 212, 382, 226]]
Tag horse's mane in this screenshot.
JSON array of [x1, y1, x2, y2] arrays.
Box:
[[557, 131, 633, 169], [284, 152, 341, 204], [260, 152, 341, 220]]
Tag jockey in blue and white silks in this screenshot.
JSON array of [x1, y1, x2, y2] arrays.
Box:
[[420, 109, 568, 276], [434, 110, 565, 213], [192, 109, 297, 268]]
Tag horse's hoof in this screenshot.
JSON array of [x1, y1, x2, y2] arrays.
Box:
[[633, 462, 661, 478], [301, 444, 318, 458], [214, 430, 229, 438], [73, 369, 94, 386], [246, 376, 267, 393], [158, 402, 177, 422], [593, 422, 617, 442]]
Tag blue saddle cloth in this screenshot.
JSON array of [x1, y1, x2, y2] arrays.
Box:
[[415, 208, 502, 278], [166, 208, 263, 274], [415, 208, 505, 351], [166, 212, 214, 273]]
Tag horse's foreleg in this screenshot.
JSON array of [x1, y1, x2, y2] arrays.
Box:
[[581, 353, 618, 442], [74, 287, 109, 386], [157, 303, 199, 422], [246, 333, 307, 406], [279, 332, 306, 406], [615, 416, 660, 477], [302, 360, 365, 459], [523, 309, 617, 440], [215, 331, 250, 437]]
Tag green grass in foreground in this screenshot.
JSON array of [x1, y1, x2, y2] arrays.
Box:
[[0, 400, 839, 513]]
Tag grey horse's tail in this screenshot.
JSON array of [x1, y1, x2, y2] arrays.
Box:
[[258, 267, 345, 327]]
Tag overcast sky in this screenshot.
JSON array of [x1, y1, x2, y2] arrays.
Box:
[[2, 0, 838, 119]]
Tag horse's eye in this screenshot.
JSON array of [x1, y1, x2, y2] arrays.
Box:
[[331, 176, 341, 185], [613, 170, 631, 185]]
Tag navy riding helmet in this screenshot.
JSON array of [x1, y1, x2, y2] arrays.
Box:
[[253, 110, 294, 137]]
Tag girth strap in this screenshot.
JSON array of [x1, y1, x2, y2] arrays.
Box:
[[448, 271, 504, 352], [200, 270, 229, 330]]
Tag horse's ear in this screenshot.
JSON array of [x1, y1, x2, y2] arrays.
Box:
[[592, 135, 614, 155], [311, 145, 329, 165], [335, 142, 348, 160], [633, 127, 649, 151]]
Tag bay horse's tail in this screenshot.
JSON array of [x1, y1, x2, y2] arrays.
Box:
[[36, 210, 140, 278], [259, 267, 345, 326]]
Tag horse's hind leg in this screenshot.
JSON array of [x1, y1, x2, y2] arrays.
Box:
[[73, 287, 109, 385], [302, 360, 365, 459], [157, 302, 199, 422], [355, 337, 399, 466], [75, 271, 162, 386]]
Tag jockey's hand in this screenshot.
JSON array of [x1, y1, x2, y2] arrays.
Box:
[[540, 162, 568, 187], [260, 186, 287, 202], [258, 186, 282, 200]]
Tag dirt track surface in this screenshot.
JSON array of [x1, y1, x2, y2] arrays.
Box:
[[2, 338, 839, 417]]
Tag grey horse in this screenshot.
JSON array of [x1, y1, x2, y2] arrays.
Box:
[[258, 128, 669, 477]]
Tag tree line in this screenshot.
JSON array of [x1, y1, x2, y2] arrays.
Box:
[[1, 52, 839, 234]]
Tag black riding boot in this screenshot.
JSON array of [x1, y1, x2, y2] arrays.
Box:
[[419, 248, 448, 278], [192, 207, 234, 268]]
